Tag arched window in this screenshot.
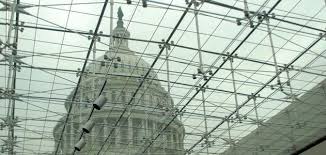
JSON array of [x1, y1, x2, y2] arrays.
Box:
[[107, 118, 116, 145], [121, 91, 126, 103], [132, 118, 143, 145], [173, 134, 177, 149], [148, 120, 154, 136], [157, 97, 164, 109], [148, 94, 153, 108], [111, 90, 116, 104], [98, 120, 105, 143], [178, 133, 183, 150], [166, 127, 173, 154], [120, 63, 124, 72], [120, 118, 129, 144], [66, 122, 71, 143]]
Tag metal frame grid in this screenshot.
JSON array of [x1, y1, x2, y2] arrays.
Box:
[[0, 0, 326, 154]]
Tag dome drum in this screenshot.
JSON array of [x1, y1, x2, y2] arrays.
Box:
[[53, 114, 184, 155]]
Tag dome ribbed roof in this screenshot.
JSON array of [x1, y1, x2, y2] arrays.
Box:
[[63, 7, 172, 111]]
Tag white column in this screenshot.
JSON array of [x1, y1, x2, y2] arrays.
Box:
[[128, 117, 132, 155], [101, 119, 105, 143]]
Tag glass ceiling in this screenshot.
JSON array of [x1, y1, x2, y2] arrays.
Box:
[[0, 0, 326, 154]]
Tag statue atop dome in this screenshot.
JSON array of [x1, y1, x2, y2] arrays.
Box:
[[112, 7, 130, 48], [118, 7, 123, 20], [117, 7, 124, 28]]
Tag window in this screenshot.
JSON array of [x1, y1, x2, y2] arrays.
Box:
[[173, 134, 177, 149], [121, 91, 126, 103], [179, 133, 183, 149], [98, 120, 105, 143], [149, 94, 153, 106], [132, 118, 143, 145], [120, 63, 124, 72], [148, 120, 154, 136], [66, 122, 71, 143], [140, 93, 145, 104], [111, 91, 116, 104], [166, 127, 172, 148], [107, 118, 116, 145], [120, 118, 129, 144]]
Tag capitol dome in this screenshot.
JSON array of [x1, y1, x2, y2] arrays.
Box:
[[53, 7, 185, 155]]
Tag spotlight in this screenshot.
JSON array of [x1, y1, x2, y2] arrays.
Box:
[[104, 55, 108, 60], [192, 74, 196, 79], [74, 138, 86, 151], [142, 0, 147, 7], [116, 56, 121, 62], [82, 119, 95, 133], [114, 62, 119, 68], [93, 95, 107, 110], [236, 19, 241, 26]]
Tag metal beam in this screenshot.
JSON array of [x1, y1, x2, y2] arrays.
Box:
[[0, 23, 324, 78], [188, 29, 324, 153]]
